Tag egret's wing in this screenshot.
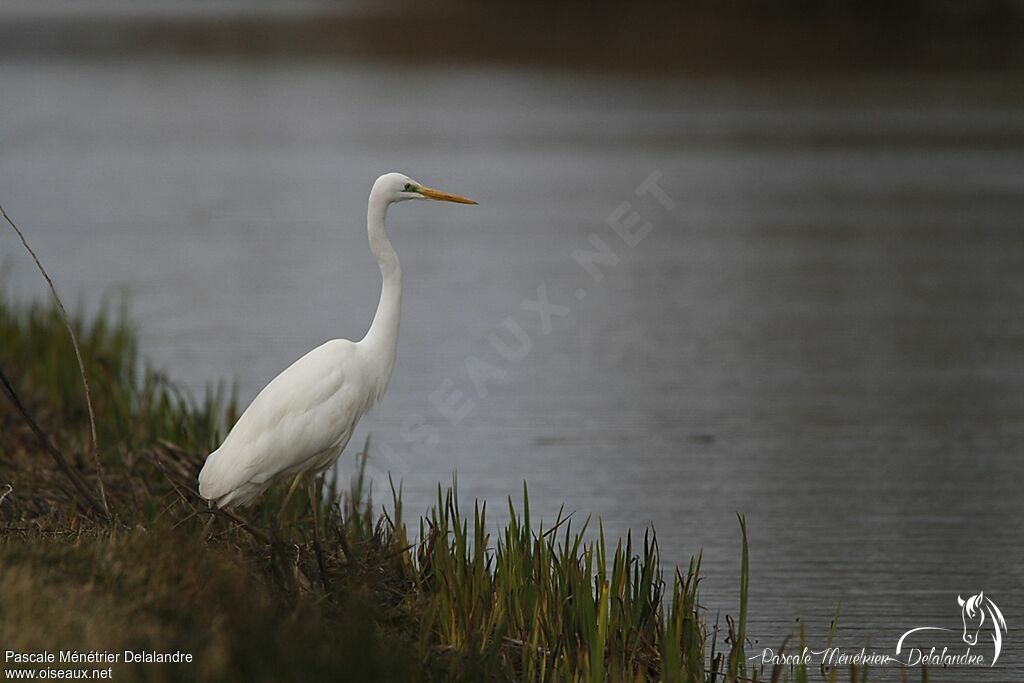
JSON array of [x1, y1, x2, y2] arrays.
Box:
[[199, 340, 367, 502]]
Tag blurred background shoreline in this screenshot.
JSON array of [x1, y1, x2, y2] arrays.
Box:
[[3, 0, 1024, 74]]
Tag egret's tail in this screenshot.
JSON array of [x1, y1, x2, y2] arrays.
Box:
[[198, 448, 265, 508], [197, 448, 224, 502]]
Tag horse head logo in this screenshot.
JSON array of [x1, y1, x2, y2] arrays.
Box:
[[897, 592, 1008, 667], [958, 593, 1007, 664]]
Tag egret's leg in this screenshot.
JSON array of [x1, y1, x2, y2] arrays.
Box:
[[308, 477, 330, 590], [202, 510, 217, 539], [279, 472, 304, 518], [307, 478, 321, 541]]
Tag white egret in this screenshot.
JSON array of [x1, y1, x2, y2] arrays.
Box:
[[198, 172, 476, 508]]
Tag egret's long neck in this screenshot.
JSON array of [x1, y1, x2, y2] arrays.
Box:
[[360, 192, 402, 394]]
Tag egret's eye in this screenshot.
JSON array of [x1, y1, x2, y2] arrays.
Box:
[[404, 183, 414, 192]]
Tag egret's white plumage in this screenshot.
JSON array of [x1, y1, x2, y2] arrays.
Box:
[[198, 172, 476, 508]]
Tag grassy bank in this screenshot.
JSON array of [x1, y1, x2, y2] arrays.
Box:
[[1, 294, 881, 682]]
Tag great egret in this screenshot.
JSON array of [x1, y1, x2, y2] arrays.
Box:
[[198, 172, 476, 508]]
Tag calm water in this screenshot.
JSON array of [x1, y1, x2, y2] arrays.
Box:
[[2, 58, 1023, 679]]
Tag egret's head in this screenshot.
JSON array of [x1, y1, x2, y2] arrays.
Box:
[[373, 172, 477, 206]]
